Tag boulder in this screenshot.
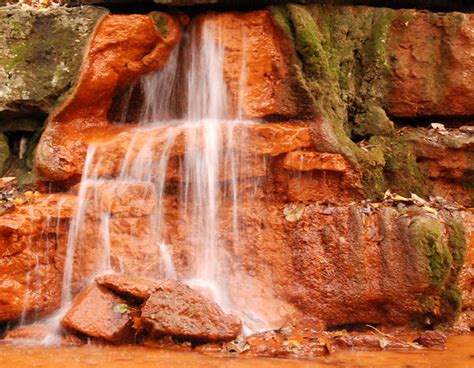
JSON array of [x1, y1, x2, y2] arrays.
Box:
[[96, 274, 161, 301], [141, 280, 242, 342], [61, 283, 134, 343], [415, 330, 447, 349]]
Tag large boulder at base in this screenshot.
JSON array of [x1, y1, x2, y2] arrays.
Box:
[[61, 284, 134, 343], [141, 280, 242, 342], [96, 274, 161, 301]]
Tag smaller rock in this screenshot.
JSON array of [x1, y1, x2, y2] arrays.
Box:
[[141, 279, 241, 342], [4, 323, 52, 342], [415, 330, 447, 349], [459, 125, 474, 134], [333, 333, 415, 350], [95, 274, 161, 301], [61, 284, 134, 343]]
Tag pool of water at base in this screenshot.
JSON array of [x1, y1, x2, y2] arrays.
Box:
[[0, 335, 472, 368]]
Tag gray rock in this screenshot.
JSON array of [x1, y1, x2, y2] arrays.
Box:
[[0, 5, 108, 117]]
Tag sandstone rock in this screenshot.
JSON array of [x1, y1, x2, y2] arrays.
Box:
[[35, 12, 182, 181], [141, 279, 242, 342], [283, 151, 349, 172], [0, 194, 75, 322], [203, 10, 310, 119], [415, 330, 447, 349], [61, 283, 134, 343], [332, 333, 415, 350], [459, 212, 474, 311], [96, 274, 161, 301], [4, 323, 52, 342], [386, 11, 474, 117]]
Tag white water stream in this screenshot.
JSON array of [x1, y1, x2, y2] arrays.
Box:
[[30, 17, 271, 341]]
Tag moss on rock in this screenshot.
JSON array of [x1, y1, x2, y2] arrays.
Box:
[[409, 217, 452, 286], [409, 216, 467, 326], [0, 5, 108, 116]]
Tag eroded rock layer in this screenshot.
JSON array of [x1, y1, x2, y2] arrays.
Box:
[[0, 1, 472, 337]]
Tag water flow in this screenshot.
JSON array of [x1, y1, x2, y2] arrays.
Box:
[[57, 16, 266, 337]]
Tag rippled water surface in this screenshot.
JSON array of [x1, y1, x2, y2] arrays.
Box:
[[0, 335, 472, 368]]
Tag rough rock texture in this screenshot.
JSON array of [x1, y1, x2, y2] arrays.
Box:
[[4, 323, 53, 342], [61, 283, 134, 342], [141, 279, 242, 342], [35, 11, 182, 181], [386, 10, 474, 117], [271, 5, 474, 201], [0, 194, 75, 321], [0, 5, 107, 116], [0, 194, 470, 329], [67, 181, 166, 294], [459, 213, 474, 326], [96, 274, 161, 300], [415, 330, 447, 349], [0, 2, 472, 336], [203, 11, 312, 119]]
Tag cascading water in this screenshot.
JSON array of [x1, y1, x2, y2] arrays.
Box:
[[34, 15, 273, 342]]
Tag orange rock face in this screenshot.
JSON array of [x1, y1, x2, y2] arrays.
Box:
[[386, 11, 474, 117], [35, 12, 182, 181], [203, 10, 307, 120], [0, 195, 75, 322], [0, 190, 471, 330]]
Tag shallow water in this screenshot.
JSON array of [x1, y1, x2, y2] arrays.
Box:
[[0, 335, 472, 368]]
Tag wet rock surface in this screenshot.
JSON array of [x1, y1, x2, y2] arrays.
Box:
[[35, 11, 182, 181], [95, 274, 161, 301], [141, 280, 242, 342], [61, 284, 134, 343], [0, 0, 472, 359], [415, 330, 447, 349]]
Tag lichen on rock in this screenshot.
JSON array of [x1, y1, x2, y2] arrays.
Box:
[[0, 5, 108, 116]]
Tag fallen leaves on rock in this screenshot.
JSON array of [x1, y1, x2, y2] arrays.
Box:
[[113, 303, 130, 314], [283, 204, 305, 222]]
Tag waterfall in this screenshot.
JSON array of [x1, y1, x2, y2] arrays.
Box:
[[51, 15, 272, 338]]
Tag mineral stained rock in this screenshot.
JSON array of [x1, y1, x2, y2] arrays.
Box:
[[96, 274, 161, 301], [61, 283, 134, 343], [141, 279, 242, 342], [35, 11, 182, 181]]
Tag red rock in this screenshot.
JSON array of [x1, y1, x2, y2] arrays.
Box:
[[415, 330, 447, 349], [54, 122, 313, 182], [459, 213, 474, 313], [283, 151, 349, 172], [204, 10, 309, 120], [141, 280, 242, 342], [61, 284, 134, 343], [4, 323, 52, 342], [0, 194, 75, 322], [95, 274, 161, 301], [332, 333, 415, 350], [35, 12, 182, 181], [387, 11, 474, 117]]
